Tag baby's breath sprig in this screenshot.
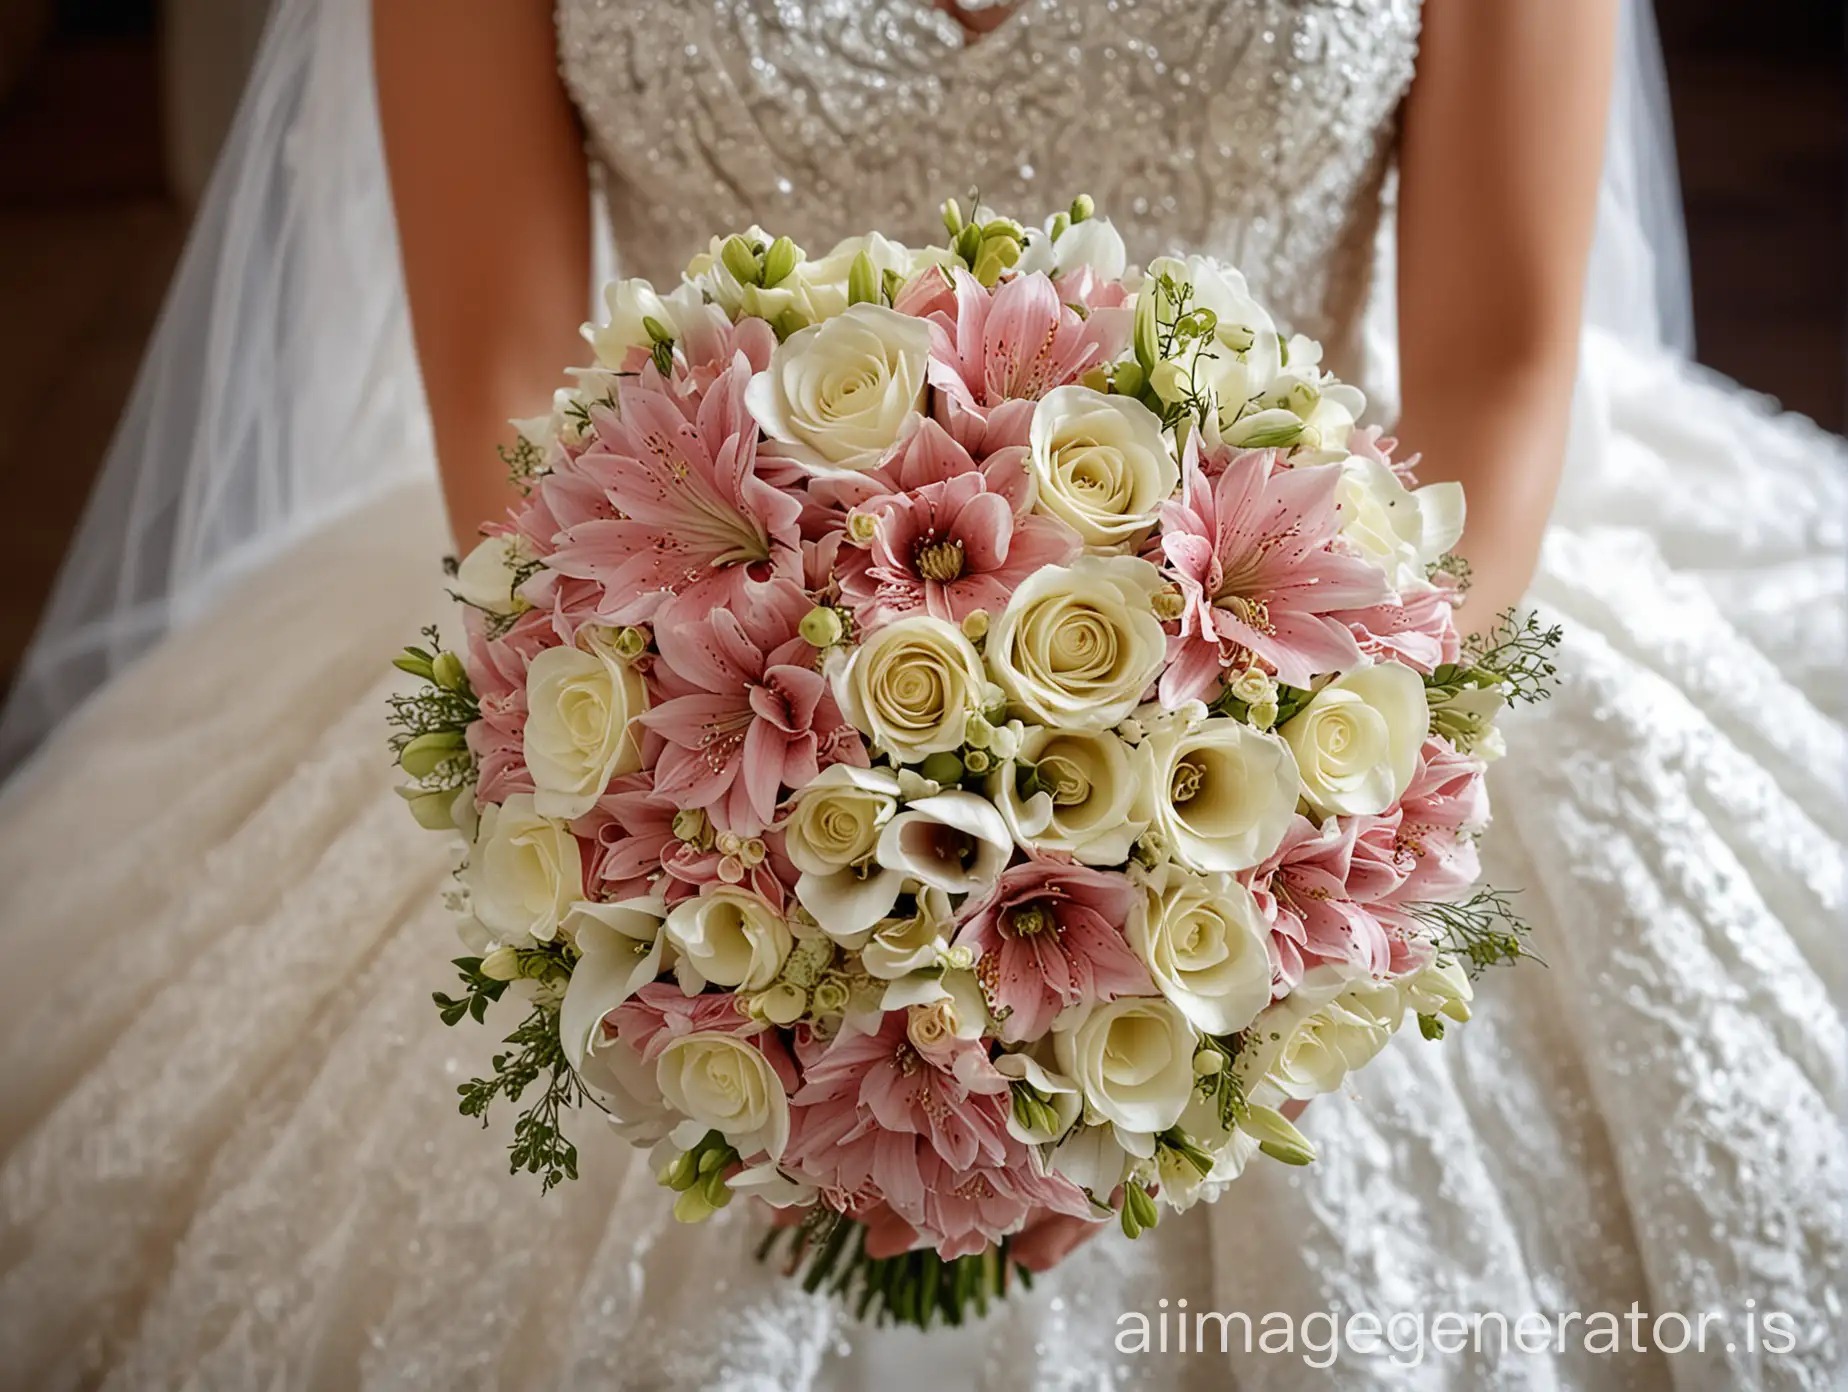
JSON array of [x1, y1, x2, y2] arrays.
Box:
[[498, 434, 547, 493], [1402, 886, 1542, 979], [1457, 608, 1564, 705]]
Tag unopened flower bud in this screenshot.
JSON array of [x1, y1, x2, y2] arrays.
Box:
[[431, 650, 468, 692], [1151, 586, 1186, 623], [1150, 360, 1190, 405], [960, 609, 990, 642], [479, 945, 521, 982], [963, 748, 992, 774], [918, 750, 966, 786], [1192, 1048, 1224, 1077], [720, 234, 761, 287], [1069, 193, 1096, 224], [845, 510, 879, 545], [398, 785, 458, 831], [760, 235, 800, 287], [799, 605, 844, 648], [399, 730, 465, 779], [612, 626, 649, 660], [672, 807, 711, 844]]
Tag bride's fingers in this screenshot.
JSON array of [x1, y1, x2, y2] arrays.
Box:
[[1011, 1211, 1105, 1273]]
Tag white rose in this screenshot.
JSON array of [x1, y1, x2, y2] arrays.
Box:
[[990, 725, 1145, 865], [875, 790, 1012, 898], [834, 616, 987, 762], [745, 302, 931, 475], [452, 533, 532, 616], [461, 794, 581, 943], [558, 897, 668, 1068], [1142, 256, 1282, 429], [1280, 662, 1428, 817], [1054, 995, 1199, 1138], [786, 765, 908, 941], [1129, 862, 1274, 1035], [1336, 455, 1465, 588], [1028, 386, 1178, 550], [664, 887, 792, 993], [987, 556, 1168, 730], [656, 1030, 790, 1162], [1132, 715, 1300, 872], [522, 642, 649, 820]]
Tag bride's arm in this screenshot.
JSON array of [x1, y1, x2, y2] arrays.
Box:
[[1394, 0, 1619, 628], [374, 0, 591, 546]]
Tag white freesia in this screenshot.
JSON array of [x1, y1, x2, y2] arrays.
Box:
[[452, 533, 531, 617], [1054, 995, 1199, 1138], [987, 556, 1168, 730], [995, 1051, 1084, 1146], [834, 616, 987, 762], [656, 1030, 790, 1161], [567, 1027, 676, 1147], [785, 765, 907, 942], [1018, 213, 1129, 281], [1157, 1090, 1261, 1212], [1233, 974, 1398, 1103], [990, 724, 1144, 865], [1429, 681, 1510, 762], [461, 795, 581, 943], [1280, 662, 1428, 817], [745, 302, 931, 475], [1051, 1123, 1135, 1200], [1129, 862, 1274, 1035], [1132, 714, 1300, 872], [681, 224, 779, 316], [764, 232, 945, 324], [664, 887, 793, 993], [1027, 386, 1177, 550], [1235, 333, 1368, 460], [860, 888, 954, 980], [1143, 255, 1282, 429], [1336, 455, 1466, 588], [1396, 955, 1475, 1026], [557, 897, 668, 1067], [522, 641, 649, 820], [876, 790, 1011, 898], [728, 1163, 818, 1208], [584, 276, 711, 369]]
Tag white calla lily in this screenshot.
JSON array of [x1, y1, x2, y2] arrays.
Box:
[[874, 790, 1012, 897]]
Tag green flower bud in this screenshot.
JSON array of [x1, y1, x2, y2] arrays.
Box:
[[1069, 193, 1096, 224], [672, 1186, 716, 1223], [430, 650, 468, 691], [941, 197, 966, 238], [771, 307, 811, 341], [642, 315, 676, 345], [799, 605, 844, 649], [954, 223, 983, 267], [1245, 1104, 1318, 1167], [612, 625, 649, 660], [393, 651, 436, 682], [720, 234, 761, 287], [479, 945, 521, 982], [960, 609, 990, 643], [1110, 360, 1146, 399], [1192, 1047, 1224, 1077], [664, 1148, 702, 1192], [399, 729, 465, 779], [1047, 212, 1071, 242], [760, 235, 800, 287], [918, 751, 966, 786], [397, 785, 457, 831], [1150, 586, 1186, 624], [701, 1167, 734, 1209], [847, 248, 880, 306]]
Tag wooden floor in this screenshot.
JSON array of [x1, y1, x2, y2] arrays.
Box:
[[0, 14, 1840, 697]]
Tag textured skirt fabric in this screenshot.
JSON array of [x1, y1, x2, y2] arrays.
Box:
[[0, 333, 1842, 1390]]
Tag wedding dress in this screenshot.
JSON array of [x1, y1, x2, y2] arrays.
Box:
[[0, 2, 1842, 1389]]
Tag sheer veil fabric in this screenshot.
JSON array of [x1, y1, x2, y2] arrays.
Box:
[[0, 2, 1842, 1389]]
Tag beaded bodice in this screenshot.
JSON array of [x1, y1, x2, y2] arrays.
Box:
[[558, 0, 1421, 380]]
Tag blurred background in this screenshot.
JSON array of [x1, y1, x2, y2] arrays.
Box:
[[0, 0, 1842, 699]]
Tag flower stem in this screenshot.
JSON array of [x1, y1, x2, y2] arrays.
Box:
[[757, 1217, 1031, 1329]]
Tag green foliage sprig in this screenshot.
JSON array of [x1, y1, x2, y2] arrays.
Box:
[[1401, 886, 1542, 979]]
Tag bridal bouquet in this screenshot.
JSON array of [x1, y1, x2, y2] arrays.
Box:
[[389, 197, 1556, 1327]]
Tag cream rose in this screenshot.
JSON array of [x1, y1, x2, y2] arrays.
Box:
[[1130, 862, 1274, 1035], [522, 641, 649, 820], [986, 556, 1168, 730], [656, 1030, 790, 1161], [461, 794, 581, 943], [990, 724, 1145, 865], [834, 616, 987, 762], [664, 887, 792, 993], [1028, 386, 1178, 550], [745, 302, 931, 475], [1336, 455, 1465, 588], [786, 765, 907, 941], [1280, 662, 1428, 817], [1133, 715, 1300, 872], [1265, 992, 1397, 1100], [1054, 995, 1199, 1138]]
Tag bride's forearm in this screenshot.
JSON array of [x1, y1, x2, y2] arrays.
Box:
[[374, 0, 592, 548], [1392, 0, 1618, 632]]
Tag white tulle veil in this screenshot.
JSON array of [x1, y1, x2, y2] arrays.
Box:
[[0, 0, 1693, 773]]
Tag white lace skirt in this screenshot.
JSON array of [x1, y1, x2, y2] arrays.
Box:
[[0, 333, 1841, 1391]]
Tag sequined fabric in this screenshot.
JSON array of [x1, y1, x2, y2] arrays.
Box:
[[0, 3, 1841, 1389], [559, 0, 1419, 387]]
